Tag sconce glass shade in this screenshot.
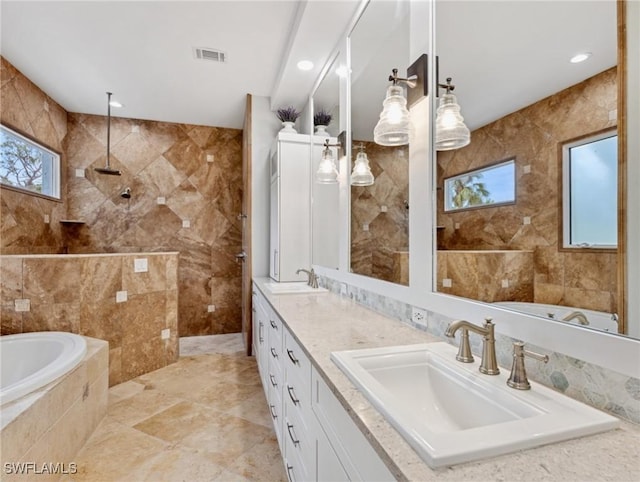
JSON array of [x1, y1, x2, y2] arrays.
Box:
[[373, 85, 410, 146], [316, 147, 338, 184], [435, 93, 470, 151], [351, 151, 374, 186]]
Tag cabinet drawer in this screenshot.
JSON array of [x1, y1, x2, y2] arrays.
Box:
[[284, 330, 311, 389], [268, 380, 282, 447], [284, 395, 314, 470]]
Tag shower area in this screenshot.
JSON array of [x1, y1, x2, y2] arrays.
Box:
[[0, 57, 244, 384]]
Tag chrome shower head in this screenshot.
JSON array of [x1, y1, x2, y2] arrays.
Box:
[[120, 187, 131, 199]]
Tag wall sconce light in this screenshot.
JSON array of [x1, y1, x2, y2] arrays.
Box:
[[316, 138, 341, 184], [350, 143, 374, 186], [373, 54, 428, 147], [435, 76, 470, 151]]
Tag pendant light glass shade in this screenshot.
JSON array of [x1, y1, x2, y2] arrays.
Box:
[[351, 150, 374, 186], [435, 92, 470, 151], [373, 85, 410, 146], [316, 147, 338, 184]]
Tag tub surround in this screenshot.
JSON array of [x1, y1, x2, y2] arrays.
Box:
[[253, 277, 639, 480], [0, 252, 179, 385], [437, 68, 617, 314], [0, 336, 108, 481]]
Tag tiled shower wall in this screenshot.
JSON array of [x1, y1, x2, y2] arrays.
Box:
[[351, 141, 409, 284], [0, 57, 67, 254], [437, 68, 618, 313], [0, 56, 243, 337], [319, 275, 640, 425], [0, 253, 179, 385]]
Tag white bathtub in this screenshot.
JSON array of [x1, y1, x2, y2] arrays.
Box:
[[0, 332, 87, 406], [494, 302, 618, 333]]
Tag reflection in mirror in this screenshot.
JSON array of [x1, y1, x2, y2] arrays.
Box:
[[350, 0, 410, 285], [311, 53, 340, 269], [434, 0, 636, 337]]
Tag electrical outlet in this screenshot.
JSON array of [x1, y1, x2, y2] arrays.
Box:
[[75, 169, 85, 178], [116, 291, 128, 303], [44, 214, 50, 224], [157, 197, 166, 205], [454, 223, 460, 230], [208, 304, 216, 313], [14, 299, 30, 312], [134, 258, 148, 273], [161, 328, 170, 340], [380, 205, 388, 212], [442, 278, 452, 288], [339, 282, 348, 296], [411, 307, 427, 326], [523, 165, 531, 174], [363, 223, 369, 232], [523, 216, 531, 225], [207, 154, 214, 163], [182, 219, 191, 228], [502, 279, 510, 288]]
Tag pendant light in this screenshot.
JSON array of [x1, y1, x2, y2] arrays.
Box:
[[435, 78, 470, 151], [316, 139, 340, 184], [350, 143, 374, 186], [373, 69, 412, 146], [94, 92, 122, 176]]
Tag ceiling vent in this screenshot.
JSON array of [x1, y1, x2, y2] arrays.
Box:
[[193, 47, 227, 63]]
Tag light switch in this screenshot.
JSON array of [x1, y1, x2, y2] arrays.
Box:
[[44, 214, 50, 224], [380, 205, 388, 212], [208, 304, 216, 313], [75, 169, 85, 178], [207, 154, 214, 163], [161, 328, 170, 340], [116, 291, 128, 303], [182, 219, 191, 228], [157, 197, 166, 205], [363, 224, 369, 232], [523, 165, 531, 174], [523, 216, 531, 225], [502, 279, 510, 288], [134, 258, 148, 273]]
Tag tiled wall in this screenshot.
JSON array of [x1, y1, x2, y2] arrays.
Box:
[[351, 141, 409, 284], [0, 253, 179, 386], [437, 68, 618, 313], [319, 275, 640, 425], [64, 113, 243, 336], [0, 56, 243, 337], [0, 57, 67, 254]]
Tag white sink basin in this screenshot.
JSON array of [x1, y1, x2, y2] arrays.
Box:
[[264, 282, 328, 295], [331, 342, 619, 468]]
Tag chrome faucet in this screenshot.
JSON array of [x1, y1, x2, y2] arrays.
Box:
[[445, 318, 500, 375], [296, 268, 319, 289], [507, 342, 549, 390], [562, 311, 589, 325]]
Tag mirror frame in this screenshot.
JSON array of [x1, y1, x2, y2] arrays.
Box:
[[312, 0, 639, 380]]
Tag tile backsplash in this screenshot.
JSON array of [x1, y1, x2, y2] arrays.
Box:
[[319, 275, 640, 424]]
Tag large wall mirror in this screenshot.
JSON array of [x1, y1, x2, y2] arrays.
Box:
[[433, 0, 637, 339], [349, 0, 410, 285]]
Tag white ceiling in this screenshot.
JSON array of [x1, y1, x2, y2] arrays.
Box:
[[0, 0, 360, 129]]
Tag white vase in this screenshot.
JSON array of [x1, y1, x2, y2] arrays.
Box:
[[280, 121, 297, 133], [315, 125, 329, 135]]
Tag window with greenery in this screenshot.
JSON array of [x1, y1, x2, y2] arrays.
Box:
[[444, 158, 516, 212], [562, 129, 617, 249], [0, 124, 60, 199]]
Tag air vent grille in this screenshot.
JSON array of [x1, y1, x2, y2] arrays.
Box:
[[193, 47, 227, 63]]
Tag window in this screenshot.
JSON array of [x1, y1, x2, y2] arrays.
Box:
[[0, 124, 60, 199], [562, 129, 617, 249], [444, 158, 516, 212]]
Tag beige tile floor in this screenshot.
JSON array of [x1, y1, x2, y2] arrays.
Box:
[[68, 334, 287, 482]]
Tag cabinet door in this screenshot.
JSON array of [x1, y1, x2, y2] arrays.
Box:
[[317, 426, 350, 482], [269, 178, 279, 280]]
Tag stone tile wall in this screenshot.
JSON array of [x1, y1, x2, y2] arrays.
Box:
[[0, 57, 67, 254], [351, 141, 409, 284], [437, 68, 618, 313], [0, 253, 179, 385]]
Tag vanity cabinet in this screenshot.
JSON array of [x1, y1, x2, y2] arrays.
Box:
[[252, 282, 394, 482], [269, 132, 311, 282]]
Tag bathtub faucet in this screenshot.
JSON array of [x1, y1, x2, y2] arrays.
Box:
[[445, 318, 500, 375], [561, 311, 589, 326]]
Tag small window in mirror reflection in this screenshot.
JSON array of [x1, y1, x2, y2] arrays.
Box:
[[444, 159, 516, 212], [562, 129, 617, 249]]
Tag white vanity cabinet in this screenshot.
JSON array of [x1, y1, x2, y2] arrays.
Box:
[[269, 132, 311, 282]]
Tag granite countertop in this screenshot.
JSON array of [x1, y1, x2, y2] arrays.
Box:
[[253, 277, 640, 481]]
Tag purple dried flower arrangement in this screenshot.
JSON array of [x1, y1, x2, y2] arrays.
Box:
[[276, 106, 301, 123], [313, 109, 332, 126]]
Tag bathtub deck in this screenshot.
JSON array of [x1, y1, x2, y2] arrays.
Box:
[[66, 333, 286, 481]]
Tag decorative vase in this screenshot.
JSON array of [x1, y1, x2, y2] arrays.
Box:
[[280, 121, 297, 133], [315, 125, 329, 135]]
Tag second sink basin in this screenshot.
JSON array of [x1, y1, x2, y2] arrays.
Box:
[[331, 342, 619, 468], [264, 282, 328, 295]]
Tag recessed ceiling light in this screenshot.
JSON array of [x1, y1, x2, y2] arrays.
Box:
[[297, 60, 314, 71], [109, 100, 123, 108], [570, 52, 592, 64]]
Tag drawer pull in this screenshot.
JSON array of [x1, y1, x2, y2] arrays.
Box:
[[259, 322, 264, 343], [269, 374, 278, 387], [270, 347, 278, 358], [270, 319, 278, 329], [287, 423, 300, 446], [286, 464, 296, 482], [269, 404, 277, 419], [287, 385, 300, 405], [287, 349, 300, 365]]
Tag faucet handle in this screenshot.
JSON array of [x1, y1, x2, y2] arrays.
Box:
[[455, 328, 474, 363], [507, 342, 549, 390]]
